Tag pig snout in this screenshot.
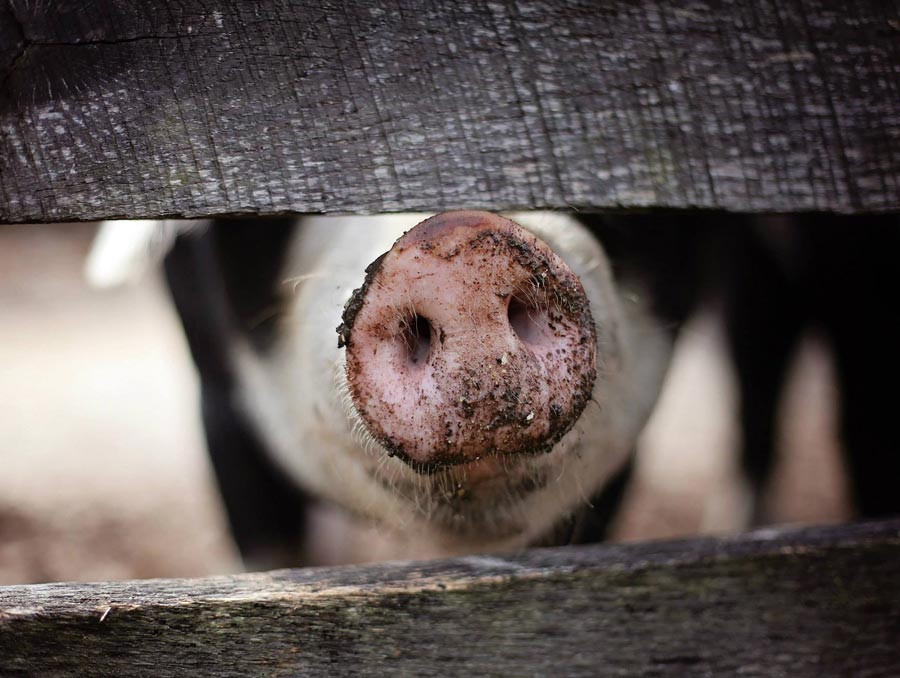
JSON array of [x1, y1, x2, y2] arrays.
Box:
[[337, 211, 598, 474]]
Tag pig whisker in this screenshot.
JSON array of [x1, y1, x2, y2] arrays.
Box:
[[551, 289, 565, 313], [338, 407, 432, 523], [245, 303, 289, 332], [580, 256, 604, 276], [523, 282, 544, 309], [461, 296, 479, 330], [413, 480, 435, 523], [568, 455, 594, 510], [369, 276, 398, 302], [372, 453, 395, 486], [337, 360, 446, 526], [409, 476, 427, 518], [401, 290, 417, 319], [554, 444, 573, 485], [436, 472, 452, 504], [282, 271, 332, 295], [366, 454, 428, 526], [361, 428, 379, 458], [334, 360, 386, 464]]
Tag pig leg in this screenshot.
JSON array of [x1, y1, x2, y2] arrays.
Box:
[[722, 224, 805, 525], [164, 224, 311, 569], [831, 320, 900, 518], [808, 217, 900, 518], [831, 328, 900, 519]]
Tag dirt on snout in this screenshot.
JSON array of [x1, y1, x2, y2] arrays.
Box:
[[341, 213, 597, 473]]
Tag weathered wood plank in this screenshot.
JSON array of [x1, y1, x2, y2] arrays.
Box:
[[1, 0, 899, 223], [1, 520, 898, 676]]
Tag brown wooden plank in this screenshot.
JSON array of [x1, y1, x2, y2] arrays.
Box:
[[1, 520, 898, 676], [1, 0, 899, 223]]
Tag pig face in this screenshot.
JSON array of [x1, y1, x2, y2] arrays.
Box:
[[231, 211, 674, 553]]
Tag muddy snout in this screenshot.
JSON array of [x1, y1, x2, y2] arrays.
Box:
[[337, 211, 597, 473]]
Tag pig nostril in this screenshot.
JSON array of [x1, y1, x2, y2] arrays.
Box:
[[399, 314, 432, 366], [508, 295, 549, 346]]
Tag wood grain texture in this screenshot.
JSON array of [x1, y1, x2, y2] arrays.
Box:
[[1, 520, 899, 676], [1, 0, 898, 223]]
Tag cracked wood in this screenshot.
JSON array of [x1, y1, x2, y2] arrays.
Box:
[[1, 520, 899, 676], [1, 0, 899, 223]]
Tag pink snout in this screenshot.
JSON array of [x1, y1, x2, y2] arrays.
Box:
[[337, 211, 597, 473]]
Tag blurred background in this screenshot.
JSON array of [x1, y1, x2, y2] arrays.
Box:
[[0, 224, 851, 585]]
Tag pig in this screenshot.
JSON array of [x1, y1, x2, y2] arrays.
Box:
[[90, 211, 900, 570], [150, 211, 713, 569]]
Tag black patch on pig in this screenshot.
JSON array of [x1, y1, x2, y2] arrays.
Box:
[[207, 216, 297, 351], [533, 458, 635, 547], [164, 225, 312, 568]]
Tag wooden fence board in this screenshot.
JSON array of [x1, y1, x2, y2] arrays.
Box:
[[2, 0, 899, 223], [1, 520, 898, 676]]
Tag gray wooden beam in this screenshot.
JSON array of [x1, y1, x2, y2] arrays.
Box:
[[1, 0, 899, 223], [1, 520, 899, 676]]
